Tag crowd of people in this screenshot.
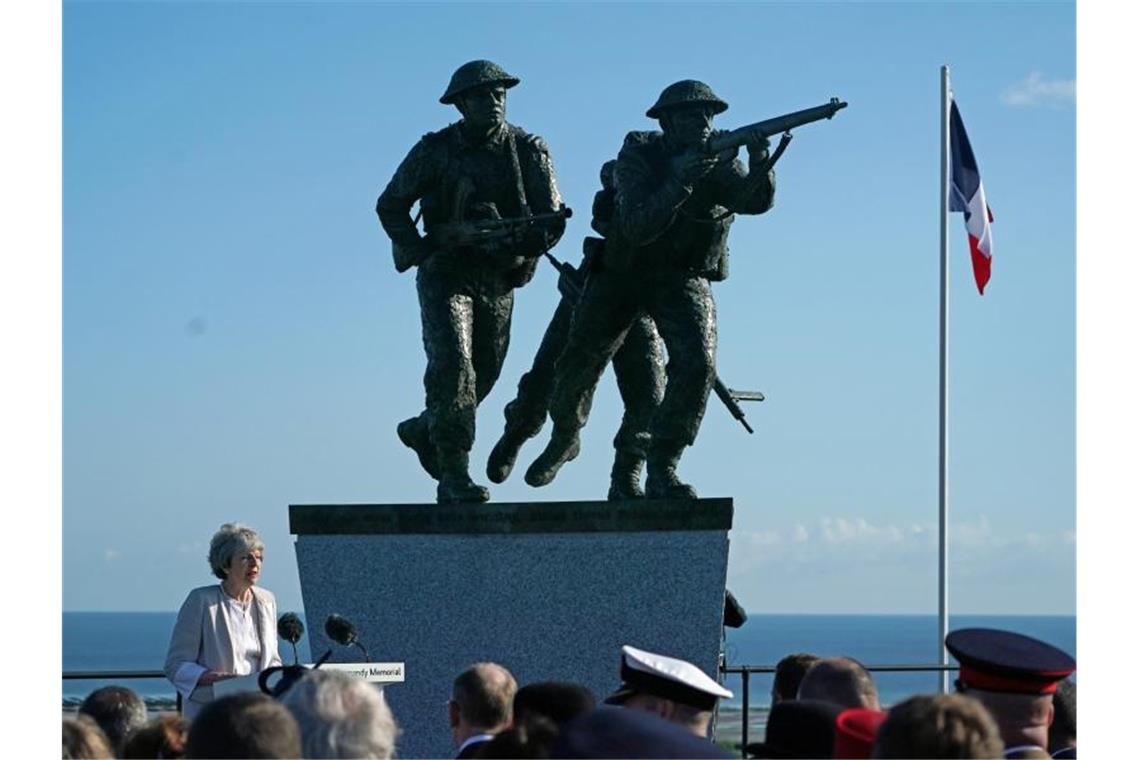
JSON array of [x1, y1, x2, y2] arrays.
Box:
[[63, 635, 1077, 759], [63, 523, 1076, 759]]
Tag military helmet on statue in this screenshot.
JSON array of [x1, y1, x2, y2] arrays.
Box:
[[440, 60, 521, 105], [646, 80, 729, 119]]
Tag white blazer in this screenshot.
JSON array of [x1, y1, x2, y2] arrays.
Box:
[[164, 584, 282, 718]]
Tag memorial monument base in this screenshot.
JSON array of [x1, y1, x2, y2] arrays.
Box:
[[290, 498, 734, 759]]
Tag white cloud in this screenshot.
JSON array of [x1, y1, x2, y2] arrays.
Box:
[[733, 514, 1071, 561], [740, 529, 783, 547], [951, 515, 993, 547], [1001, 72, 1075, 108], [104, 549, 121, 561], [728, 514, 1076, 613], [821, 516, 904, 545]]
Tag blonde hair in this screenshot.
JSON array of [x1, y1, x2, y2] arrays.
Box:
[[874, 693, 1003, 759], [63, 715, 114, 759]]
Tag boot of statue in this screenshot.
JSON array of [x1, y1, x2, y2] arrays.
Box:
[[524, 428, 581, 487], [607, 450, 646, 501], [486, 430, 528, 484], [396, 416, 440, 480], [645, 439, 698, 500], [436, 448, 490, 504]]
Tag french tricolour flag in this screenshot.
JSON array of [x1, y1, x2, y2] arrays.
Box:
[[948, 99, 993, 295]]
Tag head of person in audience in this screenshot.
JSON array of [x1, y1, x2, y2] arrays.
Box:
[[449, 662, 518, 748], [946, 628, 1075, 753], [605, 645, 732, 738], [79, 685, 149, 755], [872, 693, 1003, 759], [963, 688, 1054, 755], [184, 692, 302, 759], [1047, 678, 1076, 758], [797, 657, 880, 710], [121, 713, 189, 759], [63, 715, 114, 760], [513, 681, 596, 727], [771, 653, 821, 707], [281, 669, 399, 759]]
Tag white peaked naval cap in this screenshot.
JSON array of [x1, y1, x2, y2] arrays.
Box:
[[604, 644, 733, 711]]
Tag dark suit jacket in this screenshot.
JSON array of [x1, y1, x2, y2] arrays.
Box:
[[456, 736, 492, 759]]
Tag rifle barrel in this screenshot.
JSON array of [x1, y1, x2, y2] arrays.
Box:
[[707, 98, 847, 154]]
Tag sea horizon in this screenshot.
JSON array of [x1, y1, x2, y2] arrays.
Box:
[[63, 611, 1075, 741]]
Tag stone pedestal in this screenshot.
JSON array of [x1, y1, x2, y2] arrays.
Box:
[[290, 499, 733, 759]]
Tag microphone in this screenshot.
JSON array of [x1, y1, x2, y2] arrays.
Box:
[[277, 612, 305, 665], [324, 614, 371, 662], [325, 614, 357, 646]]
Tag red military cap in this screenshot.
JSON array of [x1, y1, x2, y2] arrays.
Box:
[[833, 707, 887, 759], [945, 628, 1075, 695]]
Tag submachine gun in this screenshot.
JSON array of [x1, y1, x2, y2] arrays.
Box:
[[431, 206, 573, 251], [542, 252, 766, 435]]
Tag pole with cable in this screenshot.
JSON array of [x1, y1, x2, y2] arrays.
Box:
[[938, 64, 952, 694]]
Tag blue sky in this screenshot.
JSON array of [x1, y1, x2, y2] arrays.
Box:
[[61, 2, 1076, 614]]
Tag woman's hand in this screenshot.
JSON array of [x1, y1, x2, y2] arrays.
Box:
[[198, 670, 234, 686]]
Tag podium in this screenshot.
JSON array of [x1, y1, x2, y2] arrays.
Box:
[[290, 499, 733, 759]]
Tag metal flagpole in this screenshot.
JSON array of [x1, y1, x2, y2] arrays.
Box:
[[938, 65, 951, 694]]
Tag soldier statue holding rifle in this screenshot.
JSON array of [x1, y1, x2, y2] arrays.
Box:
[[489, 158, 771, 500], [486, 160, 667, 501], [525, 80, 845, 499], [376, 60, 569, 504]]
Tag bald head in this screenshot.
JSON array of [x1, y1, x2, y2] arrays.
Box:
[[797, 657, 880, 710], [452, 662, 517, 733]]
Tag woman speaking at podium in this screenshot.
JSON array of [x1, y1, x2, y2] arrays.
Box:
[[164, 523, 283, 719]]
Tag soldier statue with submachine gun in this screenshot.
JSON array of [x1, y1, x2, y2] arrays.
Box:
[[375, 59, 569, 504], [524, 80, 846, 499]]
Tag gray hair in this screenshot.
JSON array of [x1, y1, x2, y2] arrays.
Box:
[[208, 523, 265, 580], [282, 670, 399, 759]]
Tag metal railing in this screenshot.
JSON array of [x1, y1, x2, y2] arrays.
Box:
[[719, 663, 956, 756], [62, 670, 181, 712]]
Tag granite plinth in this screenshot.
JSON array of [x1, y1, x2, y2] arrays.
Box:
[[290, 499, 733, 759]]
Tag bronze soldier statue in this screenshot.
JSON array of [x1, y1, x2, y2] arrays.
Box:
[[376, 60, 567, 503], [486, 160, 666, 500], [524, 80, 775, 499]]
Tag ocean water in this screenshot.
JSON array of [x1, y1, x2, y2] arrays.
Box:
[[62, 612, 1074, 731]]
